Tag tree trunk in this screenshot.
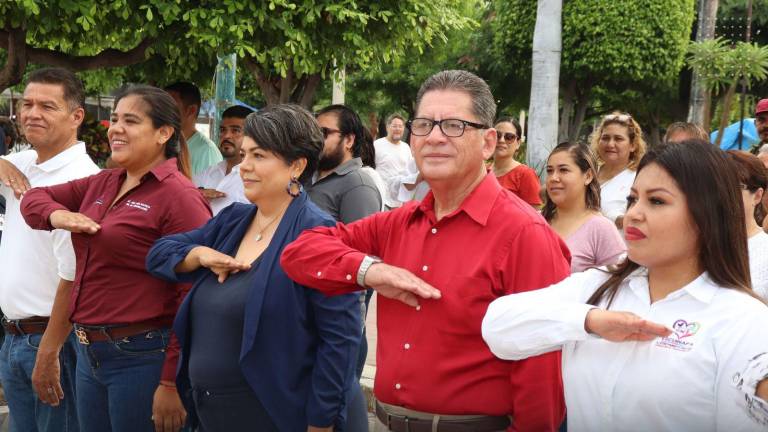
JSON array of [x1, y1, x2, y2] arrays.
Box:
[[714, 82, 738, 147], [527, 0, 562, 181], [687, 0, 719, 126], [0, 27, 27, 94], [569, 85, 592, 142], [242, 56, 321, 108], [558, 81, 576, 143]]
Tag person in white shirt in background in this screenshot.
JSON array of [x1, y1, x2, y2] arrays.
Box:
[[482, 140, 768, 432], [726, 150, 768, 300], [591, 112, 647, 231], [374, 113, 413, 209], [0, 67, 100, 432], [388, 157, 430, 204], [193, 105, 253, 216]]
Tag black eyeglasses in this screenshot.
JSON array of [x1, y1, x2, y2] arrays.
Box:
[[496, 131, 518, 142], [407, 118, 489, 137], [320, 127, 342, 139]]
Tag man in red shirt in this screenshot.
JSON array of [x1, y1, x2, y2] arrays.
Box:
[[281, 70, 570, 432]]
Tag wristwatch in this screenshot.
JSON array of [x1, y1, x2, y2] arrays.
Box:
[[356, 255, 381, 287]]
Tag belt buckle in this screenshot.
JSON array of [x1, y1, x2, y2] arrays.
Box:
[[75, 327, 90, 345]]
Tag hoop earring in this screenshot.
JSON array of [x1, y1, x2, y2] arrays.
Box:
[[286, 176, 302, 197]]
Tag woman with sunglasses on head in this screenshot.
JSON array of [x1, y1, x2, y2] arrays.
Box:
[[543, 142, 625, 273], [726, 150, 768, 300], [483, 140, 768, 431], [146, 105, 362, 432], [21, 85, 211, 432], [590, 112, 647, 230], [491, 117, 542, 206]]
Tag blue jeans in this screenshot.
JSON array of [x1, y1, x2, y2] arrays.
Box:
[[74, 328, 170, 432], [0, 331, 79, 432]]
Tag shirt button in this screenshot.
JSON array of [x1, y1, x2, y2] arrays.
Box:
[[317, 271, 322, 277], [431, 228, 437, 234], [346, 274, 352, 281], [416, 305, 421, 311], [422, 265, 428, 272], [404, 343, 410, 350], [395, 383, 401, 390]]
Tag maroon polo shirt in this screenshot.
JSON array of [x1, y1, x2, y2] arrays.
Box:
[[21, 158, 211, 380]]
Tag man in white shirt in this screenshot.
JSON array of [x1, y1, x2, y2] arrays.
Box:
[[0, 68, 100, 431], [193, 105, 253, 215], [374, 113, 414, 209], [165, 81, 222, 176]]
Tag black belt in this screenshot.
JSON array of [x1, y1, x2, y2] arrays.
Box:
[[375, 401, 511, 432]]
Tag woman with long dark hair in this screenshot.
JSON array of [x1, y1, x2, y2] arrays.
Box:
[[21, 85, 210, 432], [726, 150, 768, 300], [543, 142, 625, 273], [483, 140, 768, 431]]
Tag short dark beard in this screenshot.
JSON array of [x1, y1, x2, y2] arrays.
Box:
[[318, 141, 345, 172]]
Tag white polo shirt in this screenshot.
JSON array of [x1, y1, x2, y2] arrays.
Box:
[[748, 231, 768, 300], [600, 168, 635, 224], [482, 267, 768, 432], [192, 160, 248, 215], [0, 143, 99, 319]]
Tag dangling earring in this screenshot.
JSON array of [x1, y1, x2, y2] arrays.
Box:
[[286, 175, 302, 197]]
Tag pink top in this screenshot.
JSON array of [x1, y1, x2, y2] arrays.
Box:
[[565, 214, 626, 273]]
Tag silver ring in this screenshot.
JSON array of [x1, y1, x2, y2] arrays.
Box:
[[9, 179, 15, 183], [46, 387, 54, 393]]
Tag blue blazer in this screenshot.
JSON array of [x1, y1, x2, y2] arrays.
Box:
[[146, 192, 362, 431]]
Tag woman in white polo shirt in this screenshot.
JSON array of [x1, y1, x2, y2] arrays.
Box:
[[591, 112, 646, 231], [482, 140, 768, 432]]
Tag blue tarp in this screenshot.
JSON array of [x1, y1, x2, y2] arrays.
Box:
[[199, 99, 259, 118], [710, 118, 760, 151]]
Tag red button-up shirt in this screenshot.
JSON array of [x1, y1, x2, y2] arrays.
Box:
[[21, 158, 211, 380], [281, 173, 570, 431]]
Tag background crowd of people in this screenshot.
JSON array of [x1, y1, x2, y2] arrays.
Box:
[[0, 66, 767, 432]]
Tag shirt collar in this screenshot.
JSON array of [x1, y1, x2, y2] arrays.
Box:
[[415, 172, 501, 226], [626, 267, 718, 305], [146, 158, 180, 182], [334, 157, 363, 175], [34, 142, 88, 173], [312, 158, 363, 184]]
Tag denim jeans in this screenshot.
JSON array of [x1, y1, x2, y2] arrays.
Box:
[[74, 328, 169, 432], [0, 331, 79, 432]]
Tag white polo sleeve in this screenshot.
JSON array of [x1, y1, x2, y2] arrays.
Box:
[[481, 268, 607, 361], [51, 228, 76, 281], [716, 301, 768, 431]]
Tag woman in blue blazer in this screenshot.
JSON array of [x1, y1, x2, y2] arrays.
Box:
[[145, 105, 362, 432]]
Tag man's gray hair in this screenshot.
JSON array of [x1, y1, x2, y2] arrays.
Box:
[[759, 143, 768, 155], [415, 70, 496, 128]]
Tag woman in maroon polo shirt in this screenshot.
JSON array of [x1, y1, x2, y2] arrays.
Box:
[[21, 85, 211, 432]]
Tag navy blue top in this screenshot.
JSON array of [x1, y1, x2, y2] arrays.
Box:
[[145, 193, 362, 431], [188, 257, 262, 389]]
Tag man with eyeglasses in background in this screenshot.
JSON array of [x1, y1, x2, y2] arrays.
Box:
[[282, 70, 570, 432], [374, 113, 413, 209]]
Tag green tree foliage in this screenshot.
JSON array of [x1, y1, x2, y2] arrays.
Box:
[[180, 0, 474, 107], [0, 0, 201, 93], [687, 37, 768, 145], [333, 0, 483, 130], [489, 0, 695, 142]]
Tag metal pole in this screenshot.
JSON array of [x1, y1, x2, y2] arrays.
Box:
[[738, 0, 753, 150], [213, 54, 237, 145]]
